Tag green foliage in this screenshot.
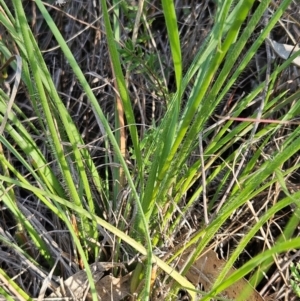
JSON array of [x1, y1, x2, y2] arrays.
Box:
[[119, 40, 158, 74], [0, 0, 299, 300], [290, 262, 300, 297]]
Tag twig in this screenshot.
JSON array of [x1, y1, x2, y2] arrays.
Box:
[[215, 114, 300, 125]]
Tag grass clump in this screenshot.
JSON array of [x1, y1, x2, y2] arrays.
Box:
[[0, 0, 300, 300]]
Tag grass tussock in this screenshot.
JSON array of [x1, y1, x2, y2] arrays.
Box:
[[1, 0, 300, 300]]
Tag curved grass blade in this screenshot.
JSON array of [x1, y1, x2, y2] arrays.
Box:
[[0, 175, 197, 300]]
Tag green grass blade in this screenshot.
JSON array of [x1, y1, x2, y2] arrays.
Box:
[[161, 0, 182, 92], [32, 0, 143, 230], [12, 0, 98, 246], [156, 0, 255, 189], [0, 102, 65, 196], [204, 238, 300, 300], [31, 0, 153, 298], [0, 175, 197, 300], [99, 0, 142, 173]]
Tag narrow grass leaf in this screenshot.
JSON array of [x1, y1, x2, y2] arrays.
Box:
[[0, 175, 197, 300]]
